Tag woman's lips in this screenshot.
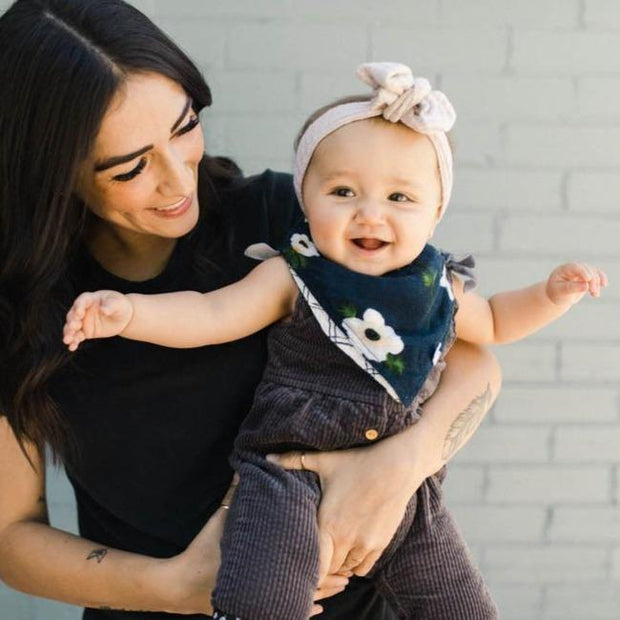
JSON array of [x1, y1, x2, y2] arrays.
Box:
[[151, 194, 193, 218]]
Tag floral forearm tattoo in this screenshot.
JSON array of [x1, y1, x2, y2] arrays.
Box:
[[87, 548, 108, 563], [442, 383, 492, 461]]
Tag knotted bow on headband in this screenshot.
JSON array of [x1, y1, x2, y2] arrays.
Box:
[[294, 62, 456, 216]]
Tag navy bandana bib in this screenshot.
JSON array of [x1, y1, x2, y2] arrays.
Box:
[[279, 224, 457, 407]]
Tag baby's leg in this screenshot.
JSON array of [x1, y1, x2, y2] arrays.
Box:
[[212, 456, 321, 620], [372, 477, 498, 620]]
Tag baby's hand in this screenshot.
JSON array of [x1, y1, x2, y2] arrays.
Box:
[[63, 290, 133, 351], [546, 263, 608, 307]]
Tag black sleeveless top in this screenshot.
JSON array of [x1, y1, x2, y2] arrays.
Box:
[[49, 170, 396, 620]]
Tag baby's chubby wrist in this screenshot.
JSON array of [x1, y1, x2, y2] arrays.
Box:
[[543, 278, 573, 309], [119, 293, 137, 336]]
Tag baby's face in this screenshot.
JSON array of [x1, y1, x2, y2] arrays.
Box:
[[301, 118, 442, 276]]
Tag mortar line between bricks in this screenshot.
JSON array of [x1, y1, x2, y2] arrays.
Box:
[[482, 464, 491, 502], [542, 506, 553, 542], [578, 0, 586, 30], [504, 26, 514, 75], [548, 428, 556, 462], [492, 211, 503, 254], [559, 170, 570, 211], [603, 540, 614, 582], [611, 465, 618, 505], [539, 581, 549, 620]]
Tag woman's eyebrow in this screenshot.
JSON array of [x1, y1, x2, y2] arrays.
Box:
[[93, 97, 192, 173]]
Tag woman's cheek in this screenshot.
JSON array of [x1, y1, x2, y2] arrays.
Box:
[[189, 127, 205, 160]]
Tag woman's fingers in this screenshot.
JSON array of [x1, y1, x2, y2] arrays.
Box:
[[310, 573, 350, 617], [266, 450, 317, 473], [316, 526, 334, 585], [350, 549, 382, 577], [314, 573, 349, 601], [340, 547, 367, 573]]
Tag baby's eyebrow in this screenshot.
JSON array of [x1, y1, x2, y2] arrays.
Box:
[[321, 169, 358, 181], [388, 176, 423, 190]]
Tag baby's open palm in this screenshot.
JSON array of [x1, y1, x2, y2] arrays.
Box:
[[63, 290, 133, 351]]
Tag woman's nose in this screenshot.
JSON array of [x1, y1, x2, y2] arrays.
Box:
[[158, 147, 194, 197]]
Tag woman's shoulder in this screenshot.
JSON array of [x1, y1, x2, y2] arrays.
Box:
[[228, 169, 296, 214], [224, 169, 304, 248]]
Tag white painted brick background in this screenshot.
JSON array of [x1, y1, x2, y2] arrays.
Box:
[[1, 1, 619, 619]]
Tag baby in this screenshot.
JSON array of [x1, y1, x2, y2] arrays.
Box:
[[64, 63, 607, 620]]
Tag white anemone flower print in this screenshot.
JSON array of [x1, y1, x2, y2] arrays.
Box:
[[342, 308, 404, 362], [291, 233, 319, 257], [439, 265, 454, 301]]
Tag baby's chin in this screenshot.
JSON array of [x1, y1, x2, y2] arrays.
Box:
[[330, 256, 410, 277]]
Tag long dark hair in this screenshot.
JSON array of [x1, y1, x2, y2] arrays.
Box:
[[0, 0, 239, 464]]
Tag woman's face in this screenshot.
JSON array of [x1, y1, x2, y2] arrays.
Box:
[[76, 72, 205, 239]]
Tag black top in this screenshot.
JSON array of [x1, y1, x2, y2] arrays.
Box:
[[49, 170, 396, 619]]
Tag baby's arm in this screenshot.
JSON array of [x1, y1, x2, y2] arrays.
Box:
[[454, 262, 608, 345], [63, 257, 297, 351]]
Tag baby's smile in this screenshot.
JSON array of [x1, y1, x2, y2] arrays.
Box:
[[351, 238, 389, 251]]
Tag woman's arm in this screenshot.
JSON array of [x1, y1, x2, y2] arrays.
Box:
[[268, 340, 501, 581], [0, 418, 344, 615], [0, 416, 217, 614], [455, 262, 607, 345], [63, 257, 296, 350]]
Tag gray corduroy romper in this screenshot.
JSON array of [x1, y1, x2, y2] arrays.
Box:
[[212, 288, 498, 620]]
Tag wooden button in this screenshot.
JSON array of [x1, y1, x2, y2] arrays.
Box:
[[365, 428, 379, 441]]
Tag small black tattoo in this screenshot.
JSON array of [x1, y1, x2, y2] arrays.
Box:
[[87, 548, 108, 563], [442, 383, 492, 461], [37, 495, 46, 503]]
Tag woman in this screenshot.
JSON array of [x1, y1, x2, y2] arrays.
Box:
[[0, 1, 501, 618]]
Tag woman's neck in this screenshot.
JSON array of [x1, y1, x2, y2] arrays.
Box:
[[85, 218, 177, 282]]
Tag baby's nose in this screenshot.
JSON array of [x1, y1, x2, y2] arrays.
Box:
[[355, 201, 384, 224]]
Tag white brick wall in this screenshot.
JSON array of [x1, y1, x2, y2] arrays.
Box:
[[2, 1, 619, 619]]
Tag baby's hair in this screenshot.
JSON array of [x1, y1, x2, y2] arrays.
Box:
[[294, 94, 455, 156]]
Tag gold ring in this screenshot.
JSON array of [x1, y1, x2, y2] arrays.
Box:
[[300, 452, 307, 471], [220, 503, 230, 510]]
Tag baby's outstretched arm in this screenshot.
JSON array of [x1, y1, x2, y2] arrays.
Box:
[[63, 257, 297, 351], [455, 262, 608, 345]]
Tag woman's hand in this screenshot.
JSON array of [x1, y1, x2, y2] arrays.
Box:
[[267, 431, 423, 583], [269, 341, 501, 583], [156, 505, 226, 615], [155, 478, 347, 616]]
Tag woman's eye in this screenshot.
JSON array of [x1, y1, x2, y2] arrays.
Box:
[[112, 158, 147, 182], [389, 192, 410, 203], [332, 187, 354, 198], [177, 114, 200, 136]]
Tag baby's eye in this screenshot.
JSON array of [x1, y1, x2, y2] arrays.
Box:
[[332, 187, 355, 198], [388, 192, 411, 203]]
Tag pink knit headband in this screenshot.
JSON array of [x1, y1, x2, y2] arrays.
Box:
[[294, 62, 456, 217]]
